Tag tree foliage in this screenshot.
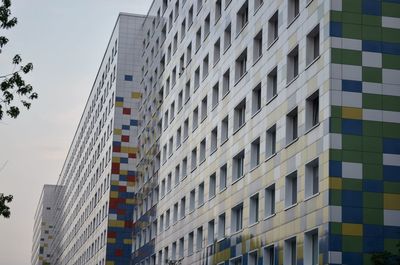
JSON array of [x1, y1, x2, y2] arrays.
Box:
[[0, 0, 37, 120], [371, 242, 400, 265], [0, 194, 13, 218]]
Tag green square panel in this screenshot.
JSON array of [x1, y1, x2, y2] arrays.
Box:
[[363, 152, 383, 165], [363, 67, 382, 83], [382, 28, 400, 43], [343, 150, 363, 163], [382, 95, 400, 112], [331, 11, 342, 22], [383, 54, 400, 70], [330, 149, 342, 161], [362, 26, 381, 41], [331, 105, 342, 118], [363, 93, 382, 110], [383, 122, 400, 138], [330, 190, 342, 205], [330, 222, 342, 235], [362, 137, 382, 153], [363, 192, 383, 209], [342, 23, 362, 40], [362, 15, 381, 26], [342, 235, 363, 252], [331, 118, 342, 133], [384, 182, 400, 194], [343, 135, 362, 151], [331, 49, 342, 65], [343, 179, 362, 191], [363, 164, 383, 180], [363, 121, 383, 137], [343, 0, 362, 13], [363, 208, 383, 225], [341, 49, 362, 65], [342, 12, 362, 24], [382, 2, 400, 18]]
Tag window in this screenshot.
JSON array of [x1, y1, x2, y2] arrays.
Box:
[[181, 19, 186, 41], [201, 96, 208, 121], [162, 0, 168, 13], [234, 99, 246, 131], [194, 67, 200, 90], [198, 182, 205, 206], [218, 213, 226, 239], [214, 38, 221, 64], [167, 173, 172, 192], [197, 0, 203, 12], [266, 124, 276, 158], [284, 237, 297, 265], [164, 110, 169, 129], [222, 69, 230, 96], [200, 138, 206, 162], [185, 80, 191, 103], [188, 6, 194, 26], [287, 45, 299, 83], [168, 12, 173, 31], [232, 150, 245, 181], [164, 246, 169, 263], [196, 28, 202, 51], [191, 147, 197, 171], [305, 158, 319, 198], [193, 107, 199, 130], [190, 189, 195, 211], [225, 0, 232, 8], [187, 43, 192, 64], [249, 193, 259, 224], [231, 257, 242, 265], [188, 231, 194, 255], [173, 33, 178, 54], [170, 101, 175, 121], [204, 14, 210, 38], [235, 49, 248, 82], [161, 179, 166, 197], [178, 237, 184, 258], [203, 55, 209, 79], [211, 83, 220, 109], [265, 184, 275, 217], [152, 220, 158, 238], [221, 115, 229, 143], [253, 30, 263, 61], [285, 171, 297, 207], [175, 164, 180, 185], [168, 137, 173, 157], [263, 245, 275, 265], [224, 23, 232, 51], [231, 203, 243, 232], [267, 67, 278, 101], [268, 11, 279, 46], [288, 0, 300, 24], [248, 251, 258, 265], [250, 138, 260, 169], [254, 0, 263, 11], [211, 127, 218, 153], [286, 107, 298, 144], [183, 118, 189, 140], [219, 164, 227, 191], [159, 214, 164, 231], [305, 90, 319, 130], [174, 0, 179, 19], [208, 220, 215, 245], [215, 0, 222, 21], [182, 157, 188, 178], [178, 90, 183, 111], [236, 1, 249, 34], [251, 83, 261, 115], [209, 173, 216, 198], [173, 203, 178, 223], [304, 230, 318, 265], [196, 226, 203, 251], [307, 25, 320, 65], [180, 197, 186, 219]]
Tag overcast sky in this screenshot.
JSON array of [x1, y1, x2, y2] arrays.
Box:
[[0, 1, 152, 264]]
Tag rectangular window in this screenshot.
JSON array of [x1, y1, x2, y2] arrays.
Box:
[[179, 237, 184, 258], [198, 182, 205, 206], [188, 6, 194, 26], [218, 213, 226, 239], [185, 80, 191, 103], [249, 193, 259, 224], [196, 226, 203, 251], [231, 203, 243, 232], [201, 96, 208, 121], [183, 118, 189, 140], [197, 0, 203, 12], [304, 230, 318, 265], [266, 125, 276, 157], [263, 245, 275, 265], [165, 209, 170, 228], [212, 82, 219, 109], [306, 90, 319, 130], [307, 24, 320, 65], [211, 127, 218, 153], [235, 49, 248, 82], [250, 138, 260, 169], [178, 90, 183, 111], [200, 138, 206, 162], [251, 83, 261, 115], [173, 33, 178, 54], [253, 30, 263, 62], [222, 69, 230, 96], [182, 157, 188, 177], [170, 101, 175, 121], [236, 1, 249, 34], [284, 237, 297, 265], [175, 164, 180, 185], [173, 203, 178, 223], [286, 107, 298, 144], [254, 0, 264, 11], [265, 184, 275, 217], [288, 0, 300, 24], [203, 54, 209, 79], [180, 197, 186, 219], [161, 178, 166, 197], [190, 189, 196, 211], [285, 171, 297, 207], [208, 220, 215, 245], [176, 127, 182, 149], [194, 67, 200, 90], [233, 150, 245, 182], [224, 23, 232, 51], [268, 11, 279, 46], [248, 251, 258, 265], [167, 173, 172, 192], [209, 173, 216, 198], [168, 137, 173, 157], [187, 43, 192, 64], [220, 164, 227, 191], [196, 28, 202, 51], [287, 45, 299, 83], [191, 147, 197, 171], [188, 231, 194, 255], [221, 115, 229, 143], [267, 67, 278, 101], [215, 0, 222, 22], [234, 99, 246, 131], [193, 106, 199, 130], [305, 158, 319, 198], [181, 19, 186, 41], [204, 14, 210, 38], [214, 38, 221, 65]]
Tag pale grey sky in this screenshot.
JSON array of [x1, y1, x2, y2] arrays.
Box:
[[0, 1, 152, 264]]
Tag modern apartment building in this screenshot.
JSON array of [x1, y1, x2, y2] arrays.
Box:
[[32, 185, 58, 265], [35, 1, 400, 265], [133, 0, 400, 265]]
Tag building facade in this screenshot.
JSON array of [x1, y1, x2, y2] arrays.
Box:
[[36, 1, 400, 265], [32, 185, 58, 265]]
